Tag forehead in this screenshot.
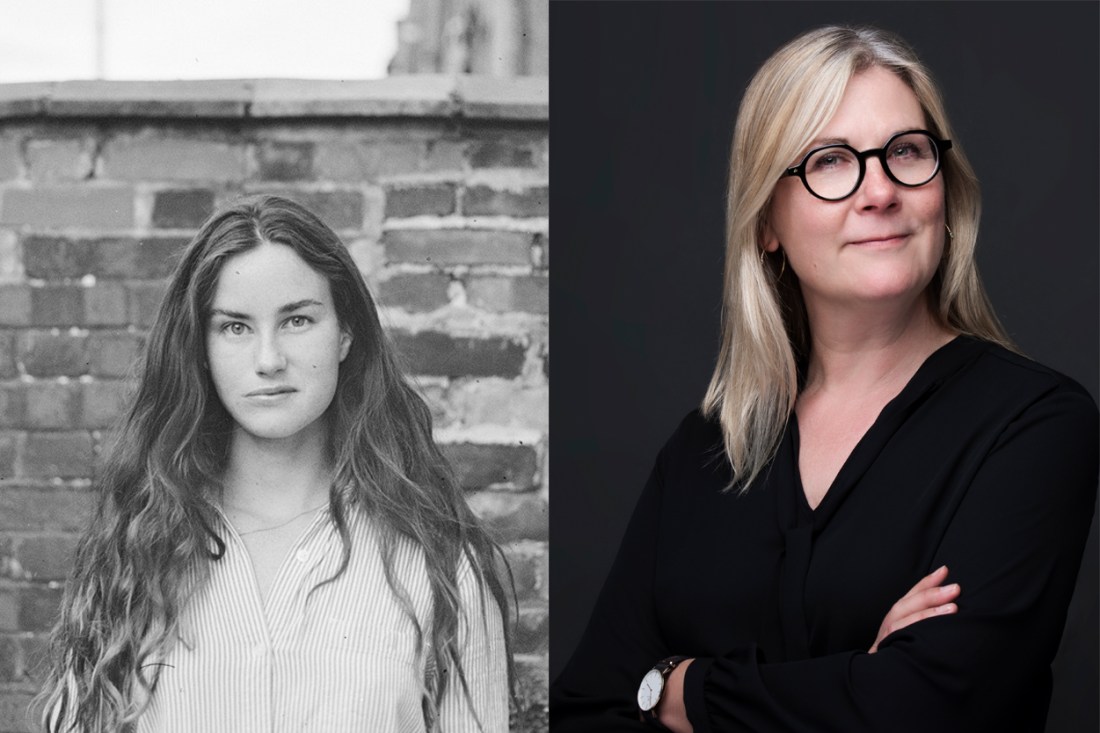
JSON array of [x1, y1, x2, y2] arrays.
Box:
[[814, 66, 925, 145], [211, 241, 333, 308]]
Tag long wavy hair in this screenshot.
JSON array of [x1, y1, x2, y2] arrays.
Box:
[[38, 195, 513, 730], [702, 25, 1014, 491]]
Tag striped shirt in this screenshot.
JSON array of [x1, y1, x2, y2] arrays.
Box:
[[136, 506, 509, 732]]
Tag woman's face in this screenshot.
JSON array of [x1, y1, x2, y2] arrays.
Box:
[[765, 66, 946, 313], [206, 241, 350, 446]]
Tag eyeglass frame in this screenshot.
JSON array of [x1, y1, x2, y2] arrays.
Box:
[[781, 129, 953, 202]]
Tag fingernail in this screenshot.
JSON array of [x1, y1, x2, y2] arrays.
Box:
[[939, 603, 957, 614], [944, 583, 960, 592]]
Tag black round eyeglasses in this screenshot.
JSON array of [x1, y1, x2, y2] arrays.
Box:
[[782, 129, 952, 201]]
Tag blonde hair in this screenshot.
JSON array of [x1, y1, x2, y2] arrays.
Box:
[[702, 25, 1013, 491]]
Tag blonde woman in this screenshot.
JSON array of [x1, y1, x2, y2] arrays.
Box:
[[551, 26, 1097, 733]]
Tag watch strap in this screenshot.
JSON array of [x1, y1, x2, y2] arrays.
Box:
[[640, 655, 689, 727]]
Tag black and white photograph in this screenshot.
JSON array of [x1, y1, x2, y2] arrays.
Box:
[[0, 1, 547, 731]]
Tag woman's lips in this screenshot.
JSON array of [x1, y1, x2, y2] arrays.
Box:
[[245, 386, 297, 398], [848, 233, 909, 247]]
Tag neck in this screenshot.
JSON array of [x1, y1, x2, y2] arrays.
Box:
[[801, 291, 955, 395], [221, 422, 333, 521]]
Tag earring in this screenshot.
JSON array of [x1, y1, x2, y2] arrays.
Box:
[[760, 248, 786, 279], [945, 223, 954, 240]]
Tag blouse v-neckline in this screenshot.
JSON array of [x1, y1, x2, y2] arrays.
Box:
[[787, 334, 976, 524], [772, 334, 982, 660]]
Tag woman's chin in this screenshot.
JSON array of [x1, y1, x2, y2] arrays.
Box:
[[232, 418, 323, 446], [838, 267, 936, 306]]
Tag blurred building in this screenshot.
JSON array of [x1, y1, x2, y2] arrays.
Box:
[[391, 0, 548, 76]]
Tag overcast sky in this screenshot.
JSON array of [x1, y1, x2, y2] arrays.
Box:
[[0, 0, 410, 82]]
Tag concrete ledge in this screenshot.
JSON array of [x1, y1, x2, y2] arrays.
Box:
[[0, 80, 251, 118], [0, 75, 547, 121]]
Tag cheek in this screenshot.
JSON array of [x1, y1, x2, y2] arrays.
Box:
[[772, 202, 845, 268], [772, 183, 843, 237], [915, 189, 947, 254], [205, 343, 237, 394], [302, 333, 345, 380], [915, 178, 946, 220]]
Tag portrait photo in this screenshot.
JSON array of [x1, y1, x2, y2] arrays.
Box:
[[0, 2, 547, 730], [551, 2, 1098, 731]]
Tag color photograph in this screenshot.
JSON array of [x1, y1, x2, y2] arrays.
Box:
[[551, 2, 1098, 732]]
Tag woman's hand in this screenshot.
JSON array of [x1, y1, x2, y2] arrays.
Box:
[[639, 569, 957, 731], [870, 565, 960, 653]]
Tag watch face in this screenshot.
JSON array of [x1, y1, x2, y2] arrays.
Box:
[[637, 668, 665, 711]]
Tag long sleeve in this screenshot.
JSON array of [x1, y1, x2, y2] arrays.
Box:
[[129, 509, 509, 731], [551, 340, 1098, 733], [438, 557, 511, 732], [687, 385, 1098, 732], [551, 444, 676, 731]]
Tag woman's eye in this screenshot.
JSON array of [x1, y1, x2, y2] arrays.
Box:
[[890, 142, 920, 159], [286, 315, 312, 329], [221, 322, 247, 336], [809, 150, 852, 171]]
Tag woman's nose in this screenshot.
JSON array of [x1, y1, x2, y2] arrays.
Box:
[[856, 157, 900, 209], [254, 332, 287, 375]]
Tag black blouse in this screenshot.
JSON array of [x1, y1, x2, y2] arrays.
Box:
[[551, 336, 1098, 732]]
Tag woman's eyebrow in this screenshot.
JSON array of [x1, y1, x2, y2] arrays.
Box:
[[210, 307, 250, 320], [807, 136, 849, 148], [807, 129, 918, 150], [278, 298, 324, 314], [209, 299, 323, 320]]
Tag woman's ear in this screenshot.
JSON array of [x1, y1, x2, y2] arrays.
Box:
[[339, 331, 352, 362], [762, 219, 781, 253]]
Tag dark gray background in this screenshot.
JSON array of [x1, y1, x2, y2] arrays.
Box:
[[549, 2, 1099, 731]]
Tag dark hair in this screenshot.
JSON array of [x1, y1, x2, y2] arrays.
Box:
[[40, 195, 512, 731]]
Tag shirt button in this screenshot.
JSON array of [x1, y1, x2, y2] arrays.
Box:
[[295, 549, 309, 562]]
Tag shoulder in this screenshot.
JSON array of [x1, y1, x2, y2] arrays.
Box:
[[963, 334, 1091, 400], [659, 408, 724, 457], [650, 408, 731, 489], [951, 338, 1098, 469], [960, 337, 1097, 420]]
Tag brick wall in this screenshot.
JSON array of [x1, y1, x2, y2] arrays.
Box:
[[0, 76, 548, 732]]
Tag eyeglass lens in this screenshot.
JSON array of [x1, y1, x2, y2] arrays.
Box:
[[803, 132, 941, 200]]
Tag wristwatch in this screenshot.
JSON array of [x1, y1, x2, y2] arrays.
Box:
[[637, 655, 688, 725]]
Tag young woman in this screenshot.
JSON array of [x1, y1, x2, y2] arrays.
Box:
[[40, 195, 512, 731], [551, 25, 1097, 732]]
